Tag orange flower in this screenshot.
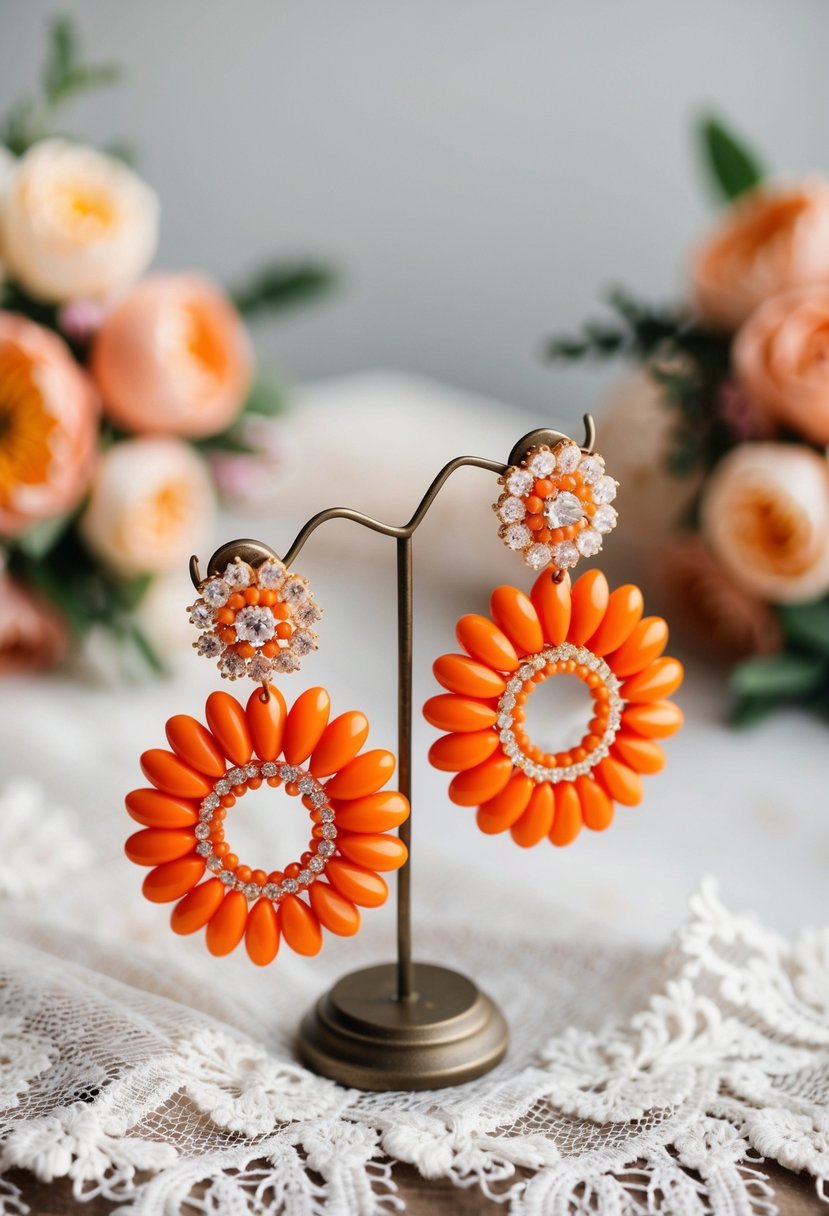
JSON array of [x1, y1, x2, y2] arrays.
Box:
[[0, 312, 97, 536], [425, 570, 683, 847], [125, 685, 408, 964]]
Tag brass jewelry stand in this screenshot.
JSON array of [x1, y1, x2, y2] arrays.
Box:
[[193, 416, 596, 1090]]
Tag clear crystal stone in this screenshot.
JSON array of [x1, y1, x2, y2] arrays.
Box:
[[222, 560, 253, 588], [215, 779, 231, 795], [262, 883, 280, 900], [257, 559, 287, 590], [261, 762, 278, 778], [318, 840, 335, 858], [272, 650, 301, 674], [525, 543, 552, 570], [203, 792, 220, 810], [528, 448, 556, 477], [593, 505, 618, 534], [207, 855, 222, 871], [321, 823, 337, 839], [281, 877, 299, 894], [246, 763, 260, 779], [310, 789, 328, 806], [291, 630, 317, 656], [518, 664, 533, 679], [545, 491, 583, 528], [593, 475, 618, 505], [281, 764, 299, 782], [281, 576, 308, 604], [297, 869, 312, 885], [506, 678, 522, 693], [576, 528, 603, 557], [196, 841, 212, 856], [296, 601, 323, 627], [196, 633, 223, 658], [248, 654, 273, 681], [504, 523, 531, 551], [552, 540, 579, 569], [195, 823, 211, 840], [308, 856, 325, 873], [498, 496, 526, 524], [500, 693, 516, 709], [219, 870, 235, 885], [320, 807, 335, 822], [298, 776, 316, 795], [499, 729, 514, 744], [235, 605, 277, 644], [506, 468, 534, 496], [497, 713, 513, 728], [243, 883, 261, 900], [228, 766, 247, 785], [555, 442, 581, 473], [578, 455, 604, 485], [219, 651, 247, 679], [189, 601, 212, 627], [202, 578, 231, 607]]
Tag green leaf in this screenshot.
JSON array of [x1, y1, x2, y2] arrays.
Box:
[[731, 652, 826, 700], [728, 695, 779, 729], [127, 623, 168, 676], [242, 372, 286, 418], [231, 261, 336, 318], [14, 513, 74, 560], [698, 115, 764, 203], [777, 600, 829, 655], [195, 431, 258, 455]]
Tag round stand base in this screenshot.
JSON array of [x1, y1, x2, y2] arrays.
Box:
[[297, 961, 508, 1091]]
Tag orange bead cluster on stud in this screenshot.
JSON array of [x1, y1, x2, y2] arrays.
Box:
[[189, 556, 321, 682], [424, 569, 684, 848], [494, 440, 618, 573], [125, 684, 409, 964]]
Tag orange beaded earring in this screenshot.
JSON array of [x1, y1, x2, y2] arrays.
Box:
[[424, 435, 684, 847], [125, 548, 409, 965]]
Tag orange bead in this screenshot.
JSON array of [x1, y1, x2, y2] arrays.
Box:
[[621, 658, 684, 703], [428, 729, 498, 772], [245, 898, 280, 965], [125, 788, 199, 828], [267, 870, 284, 885], [588, 584, 644, 655], [576, 776, 614, 831], [550, 781, 582, 846], [217, 607, 235, 625], [326, 858, 388, 907], [325, 749, 395, 799], [280, 895, 322, 956], [220, 627, 237, 645], [214, 841, 229, 858], [534, 478, 554, 497], [489, 585, 544, 655], [140, 749, 213, 799], [259, 589, 277, 607], [333, 791, 410, 833], [244, 587, 260, 605], [283, 687, 331, 765], [455, 615, 520, 673], [433, 653, 507, 698], [337, 832, 408, 872], [276, 621, 293, 640], [531, 569, 572, 645], [245, 683, 287, 762], [608, 617, 669, 678], [237, 642, 255, 660], [422, 694, 497, 733], [142, 854, 206, 902], [310, 711, 370, 777], [236, 865, 252, 883], [125, 828, 197, 866], [171, 878, 225, 934], [224, 853, 239, 870], [284, 862, 301, 879], [206, 890, 248, 956], [612, 733, 665, 775], [475, 772, 534, 833], [262, 642, 278, 658], [273, 602, 291, 620], [448, 753, 513, 807], [527, 513, 544, 531], [567, 569, 610, 645], [228, 593, 245, 610], [536, 527, 552, 544], [622, 700, 684, 739], [596, 756, 643, 806], [205, 691, 252, 765], [510, 783, 554, 847], [309, 882, 361, 936], [165, 714, 226, 778], [525, 495, 543, 514]]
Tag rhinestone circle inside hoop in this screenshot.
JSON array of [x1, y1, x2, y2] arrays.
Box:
[[197, 761, 337, 903], [496, 643, 624, 784]]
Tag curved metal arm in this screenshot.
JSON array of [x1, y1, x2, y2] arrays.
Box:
[[189, 413, 595, 585]]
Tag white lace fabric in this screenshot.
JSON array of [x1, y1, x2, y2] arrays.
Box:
[[0, 880, 827, 1214]]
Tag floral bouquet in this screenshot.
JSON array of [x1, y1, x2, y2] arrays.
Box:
[[548, 117, 829, 725], [0, 19, 332, 675]]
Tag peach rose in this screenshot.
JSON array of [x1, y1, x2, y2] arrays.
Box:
[[0, 573, 69, 673], [0, 312, 98, 537], [700, 443, 829, 604], [0, 139, 158, 303], [733, 286, 829, 445], [91, 274, 253, 438], [692, 180, 829, 329], [79, 437, 215, 578]]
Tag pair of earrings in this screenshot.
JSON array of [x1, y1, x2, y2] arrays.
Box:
[[124, 435, 683, 966]]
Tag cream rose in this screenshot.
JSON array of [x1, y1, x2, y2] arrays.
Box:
[[733, 286, 829, 445], [691, 180, 829, 329], [700, 443, 829, 604], [0, 139, 158, 303], [79, 438, 215, 578]]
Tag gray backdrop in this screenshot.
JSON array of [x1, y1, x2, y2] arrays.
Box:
[[2, 1, 827, 427]]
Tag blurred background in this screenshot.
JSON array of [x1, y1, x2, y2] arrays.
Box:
[[5, 0, 829, 422]]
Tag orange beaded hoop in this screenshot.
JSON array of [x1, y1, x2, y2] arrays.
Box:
[[126, 685, 409, 964], [424, 569, 684, 847]]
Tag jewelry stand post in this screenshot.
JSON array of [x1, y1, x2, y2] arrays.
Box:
[[195, 417, 595, 1091]]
